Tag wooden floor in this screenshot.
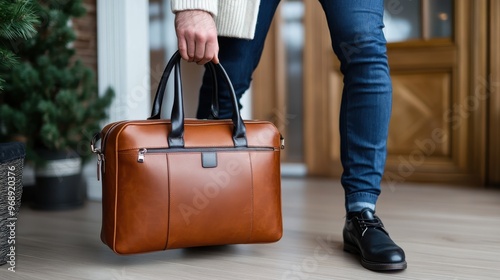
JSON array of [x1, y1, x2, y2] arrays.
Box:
[[2, 177, 500, 280]]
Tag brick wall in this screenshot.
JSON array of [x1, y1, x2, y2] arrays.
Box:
[[73, 0, 97, 73]]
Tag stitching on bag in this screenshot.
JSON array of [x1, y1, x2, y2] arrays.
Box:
[[247, 152, 254, 243], [117, 148, 277, 154], [164, 153, 171, 250], [113, 125, 129, 252]]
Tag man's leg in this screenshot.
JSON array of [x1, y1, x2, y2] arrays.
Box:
[[197, 0, 281, 119], [319, 0, 391, 213], [318, 0, 406, 271]]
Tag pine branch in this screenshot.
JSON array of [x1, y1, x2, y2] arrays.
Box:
[[0, 0, 39, 41], [0, 48, 19, 90], [0, 0, 38, 90], [0, 48, 18, 67]]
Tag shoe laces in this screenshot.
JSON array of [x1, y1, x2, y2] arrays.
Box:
[[358, 217, 384, 237]]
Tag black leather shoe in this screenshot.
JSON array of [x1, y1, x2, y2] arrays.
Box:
[[343, 208, 407, 271]]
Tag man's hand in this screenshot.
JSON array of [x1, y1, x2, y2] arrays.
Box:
[[175, 10, 219, 64]]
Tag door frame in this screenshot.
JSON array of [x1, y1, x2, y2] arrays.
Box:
[[488, 0, 500, 186]]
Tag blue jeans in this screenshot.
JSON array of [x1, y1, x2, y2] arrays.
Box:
[[197, 0, 392, 213]]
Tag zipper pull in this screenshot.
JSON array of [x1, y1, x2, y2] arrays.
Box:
[[91, 134, 105, 181], [96, 152, 104, 181], [280, 134, 285, 150], [138, 148, 147, 163], [96, 157, 101, 181]]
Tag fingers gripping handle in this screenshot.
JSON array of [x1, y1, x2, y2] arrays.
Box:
[[149, 51, 247, 148]]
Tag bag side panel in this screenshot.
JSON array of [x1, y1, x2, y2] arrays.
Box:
[[114, 152, 170, 254], [166, 152, 253, 249], [248, 149, 283, 243], [100, 125, 121, 251]]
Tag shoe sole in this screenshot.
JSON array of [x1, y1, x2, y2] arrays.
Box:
[[343, 242, 407, 271]]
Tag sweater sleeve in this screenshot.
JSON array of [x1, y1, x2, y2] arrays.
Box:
[[216, 0, 260, 39], [171, 0, 218, 16], [170, 0, 261, 40]]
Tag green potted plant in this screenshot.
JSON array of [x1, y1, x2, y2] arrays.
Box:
[[0, 0, 114, 210]]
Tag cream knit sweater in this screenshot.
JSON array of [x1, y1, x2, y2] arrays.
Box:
[[171, 0, 261, 40]]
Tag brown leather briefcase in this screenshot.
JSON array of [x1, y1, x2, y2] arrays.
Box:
[[91, 52, 283, 255]]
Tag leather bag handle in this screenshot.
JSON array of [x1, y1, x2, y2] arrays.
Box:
[[149, 52, 219, 120], [149, 51, 247, 148]]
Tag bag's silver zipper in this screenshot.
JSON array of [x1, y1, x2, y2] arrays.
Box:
[[137, 147, 277, 163], [96, 152, 105, 180], [92, 121, 126, 181], [138, 148, 147, 163], [97, 123, 285, 175]]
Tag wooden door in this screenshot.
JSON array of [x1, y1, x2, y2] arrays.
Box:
[[301, 0, 489, 185], [254, 0, 495, 185]]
